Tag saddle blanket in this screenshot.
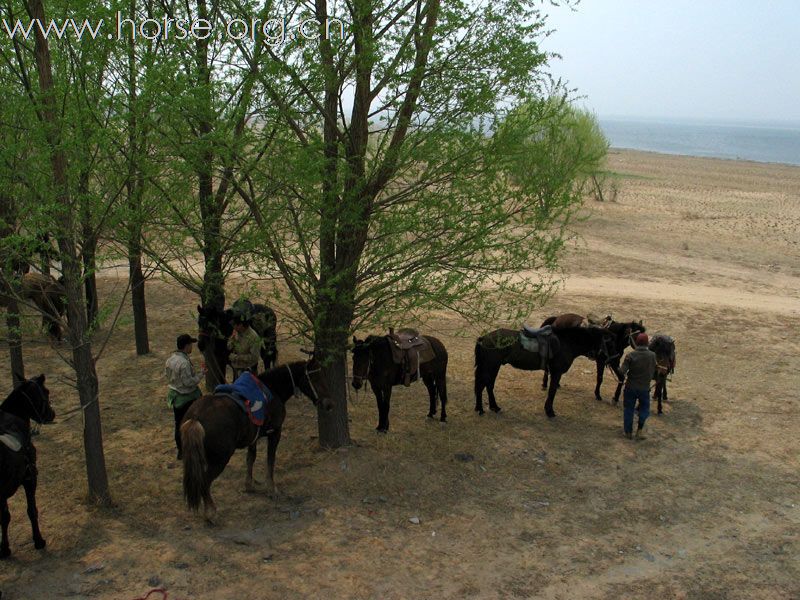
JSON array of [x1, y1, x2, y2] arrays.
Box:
[[0, 411, 26, 452], [0, 432, 22, 452], [215, 372, 272, 426], [519, 325, 553, 363]]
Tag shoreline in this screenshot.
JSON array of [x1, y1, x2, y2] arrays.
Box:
[[609, 145, 800, 169]]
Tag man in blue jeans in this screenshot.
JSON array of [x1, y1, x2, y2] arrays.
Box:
[[619, 332, 657, 440]]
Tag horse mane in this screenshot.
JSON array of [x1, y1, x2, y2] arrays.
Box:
[[257, 360, 309, 402]]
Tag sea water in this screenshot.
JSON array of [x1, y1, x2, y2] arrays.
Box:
[[599, 117, 800, 166]]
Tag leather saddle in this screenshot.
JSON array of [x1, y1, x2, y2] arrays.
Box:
[[387, 328, 435, 386], [519, 324, 554, 363]]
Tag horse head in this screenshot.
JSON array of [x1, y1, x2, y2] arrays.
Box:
[[350, 336, 373, 390], [6, 374, 55, 425], [197, 305, 233, 351], [297, 352, 334, 411]]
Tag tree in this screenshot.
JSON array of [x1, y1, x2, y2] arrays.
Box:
[[0, 0, 112, 503], [233, 0, 590, 447]]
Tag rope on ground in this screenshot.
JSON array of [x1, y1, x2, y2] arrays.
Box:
[[131, 589, 168, 600]]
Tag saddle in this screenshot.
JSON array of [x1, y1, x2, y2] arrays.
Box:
[[387, 328, 436, 387], [214, 372, 272, 426], [519, 324, 554, 364], [0, 411, 27, 452]]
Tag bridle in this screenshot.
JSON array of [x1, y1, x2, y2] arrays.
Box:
[[286, 362, 324, 405], [351, 343, 371, 387], [14, 379, 49, 425]]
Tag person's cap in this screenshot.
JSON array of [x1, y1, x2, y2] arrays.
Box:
[[635, 332, 649, 346], [177, 333, 198, 349]]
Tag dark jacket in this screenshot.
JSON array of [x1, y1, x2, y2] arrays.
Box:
[[620, 345, 657, 391]]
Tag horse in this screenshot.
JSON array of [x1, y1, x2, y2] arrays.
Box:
[[180, 359, 332, 522], [0, 272, 65, 341], [540, 314, 646, 402], [649, 334, 676, 414], [474, 326, 617, 418], [21, 273, 66, 341], [197, 302, 278, 386], [0, 374, 55, 559], [351, 334, 449, 432]]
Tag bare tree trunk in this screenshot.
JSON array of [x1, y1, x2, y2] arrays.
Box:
[[125, 0, 149, 355], [28, 0, 110, 505], [5, 294, 25, 386]]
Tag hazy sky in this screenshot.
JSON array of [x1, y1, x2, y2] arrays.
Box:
[[542, 0, 800, 122]]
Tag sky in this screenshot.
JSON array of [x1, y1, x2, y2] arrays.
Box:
[[541, 0, 800, 123]]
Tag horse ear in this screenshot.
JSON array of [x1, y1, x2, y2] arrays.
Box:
[[353, 336, 358, 345], [197, 304, 203, 313], [36, 374, 45, 383], [638, 319, 643, 326]]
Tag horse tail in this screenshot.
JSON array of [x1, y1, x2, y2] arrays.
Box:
[[474, 339, 484, 388], [181, 419, 207, 512]]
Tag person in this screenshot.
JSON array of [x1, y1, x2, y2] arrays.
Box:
[[227, 316, 261, 379], [165, 333, 205, 459], [619, 332, 657, 440]]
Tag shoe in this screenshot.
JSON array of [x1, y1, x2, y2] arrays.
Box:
[[635, 424, 648, 440], [624, 431, 633, 440]]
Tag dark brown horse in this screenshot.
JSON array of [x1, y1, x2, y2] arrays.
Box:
[[649, 334, 676, 414], [0, 273, 65, 341], [180, 359, 332, 522], [541, 314, 645, 402], [351, 334, 449, 432], [197, 301, 278, 388], [475, 326, 617, 418], [0, 374, 55, 559]]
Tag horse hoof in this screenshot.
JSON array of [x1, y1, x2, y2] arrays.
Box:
[[440, 417, 447, 424], [427, 413, 436, 419], [375, 427, 388, 434], [546, 412, 556, 419], [34, 538, 46, 550], [476, 409, 485, 416], [490, 406, 502, 413]]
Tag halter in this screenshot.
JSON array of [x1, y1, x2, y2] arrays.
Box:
[[285, 363, 323, 405]]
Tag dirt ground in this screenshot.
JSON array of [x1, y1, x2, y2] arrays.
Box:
[[1, 149, 799, 599]]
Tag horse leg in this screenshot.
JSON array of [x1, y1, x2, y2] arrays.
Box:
[[437, 373, 448, 423], [613, 381, 623, 404], [487, 365, 502, 413], [423, 374, 437, 418], [374, 386, 390, 433], [23, 477, 45, 550], [656, 375, 664, 415], [245, 442, 258, 492], [545, 372, 562, 418], [202, 464, 223, 524], [474, 367, 486, 415], [595, 359, 604, 401], [266, 428, 282, 497], [0, 498, 10, 559], [541, 366, 549, 390]]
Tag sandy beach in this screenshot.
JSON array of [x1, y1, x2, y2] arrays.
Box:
[[1, 149, 799, 599]]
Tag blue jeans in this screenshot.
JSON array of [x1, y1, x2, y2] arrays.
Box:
[[623, 386, 650, 434]]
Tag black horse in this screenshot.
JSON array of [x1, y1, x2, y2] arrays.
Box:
[[351, 334, 449, 432], [0, 374, 55, 559], [475, 326, 617, 418], [197, 301, 278, 386], [181, 359, 332, 522], [540, 315, 646, 403]]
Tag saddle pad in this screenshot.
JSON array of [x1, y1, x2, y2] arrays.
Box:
[[0, 432, 22, 452], [215, 372, 271, 426]]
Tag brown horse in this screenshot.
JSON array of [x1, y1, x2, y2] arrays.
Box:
[[180, 359, 332, 522], [0, 272, 65, 341], [0, 374, 55, 559], [23, 273, 65, 341], [351, 334, 449, 432]]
